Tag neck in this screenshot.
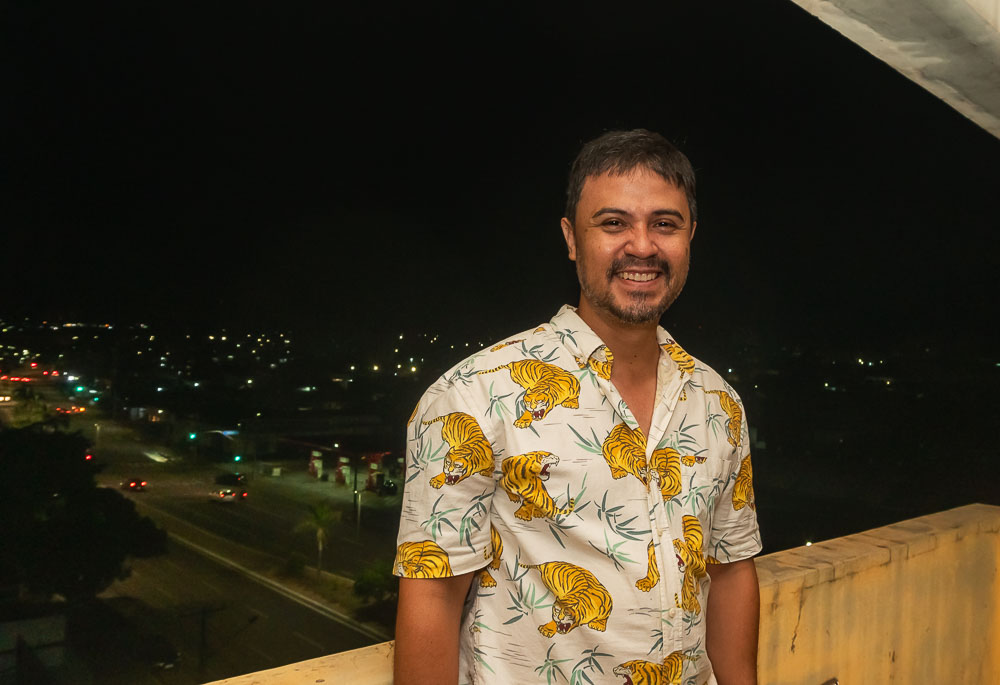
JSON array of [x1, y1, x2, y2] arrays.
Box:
[[576, 300, 660, 373]]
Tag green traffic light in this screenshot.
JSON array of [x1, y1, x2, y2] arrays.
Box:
[[189, 433, 197, 440], [234, 455, 242, 462]]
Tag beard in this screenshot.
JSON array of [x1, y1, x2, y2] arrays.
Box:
[[577, 255, 689, 326]]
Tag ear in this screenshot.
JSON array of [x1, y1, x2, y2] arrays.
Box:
[[690, 220, 697, 242], [560, 217, 577, 261]]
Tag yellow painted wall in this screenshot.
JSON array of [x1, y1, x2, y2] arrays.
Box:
[[206, 504, 1000, 685], [757, 503, 1000, 684]]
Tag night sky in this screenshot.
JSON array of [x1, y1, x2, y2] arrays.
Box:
[[4, 2, 998, 358]]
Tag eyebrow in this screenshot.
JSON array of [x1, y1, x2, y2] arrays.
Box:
[[591, 207, 687, 222]]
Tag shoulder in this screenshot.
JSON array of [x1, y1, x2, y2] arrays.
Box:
[[689, 354, 745, 406], [414, 323, 562, 412]]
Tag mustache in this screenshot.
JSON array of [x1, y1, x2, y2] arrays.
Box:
[[606, 257, 671, 278]]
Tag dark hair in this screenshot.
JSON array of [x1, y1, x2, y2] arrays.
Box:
[[564, 129, 697, 225]]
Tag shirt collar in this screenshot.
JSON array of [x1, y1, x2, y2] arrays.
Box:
[[550, 305, 608, 361], [550, 304, 688, 376]]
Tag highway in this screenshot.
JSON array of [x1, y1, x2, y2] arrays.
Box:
[[76, 537, 376, 683], [3, 376, 400, 683]]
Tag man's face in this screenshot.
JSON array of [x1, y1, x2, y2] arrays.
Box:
[[561, 166, 696, 327]]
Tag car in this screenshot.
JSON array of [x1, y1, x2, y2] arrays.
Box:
[[211, 488, 247, 503], [121, 477, 147, 492], [214, 472, 247, 487]]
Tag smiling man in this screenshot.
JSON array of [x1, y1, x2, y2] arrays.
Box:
[[394, 129, 761, 685]]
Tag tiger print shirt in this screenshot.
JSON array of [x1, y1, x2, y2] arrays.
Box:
[[395, 305, 761, 685]]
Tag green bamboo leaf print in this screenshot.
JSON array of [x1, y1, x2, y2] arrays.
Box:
[[459, 490, 491, 551], [421, 494, 460, 541], [472, 646, 495, 674], [534, 644, 572, 685], [555, 328, 578, 347], [570, 363, 602, 391], [660, 414, 701, 453], [517, 341, 549, 362], [505, 577, 552, 625], [567, 424, 603, 454], [447, 354, 486, 386], [485, 380, 515, 421], [596, 491, 650, 541], [505, 553, 530, 583], [588, 530, 637, 571], [708, 532, 736, 562], [406, 437, 445, 483], [546, 475, 590, 547], [569, 645, 612, 685], [649, 628, 663, 655]]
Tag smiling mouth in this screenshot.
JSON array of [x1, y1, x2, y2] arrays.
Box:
[[617, 271, 660, 282]]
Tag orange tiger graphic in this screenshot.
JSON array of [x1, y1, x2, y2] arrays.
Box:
[[489, 339, 525, 351], [395, 540, 453, 578], [521, 561, 613, 637], [647, 446, 683, 501], [705, 388, 742, 448], [732, 454, 755, 511], [422, 412, 494, 488], [601, 422, 648, 484], [661, 339, 695, 378], [674, 515, 707, 614], [477, 360, 580, 428], [478, 524, 503, 588], [635, 540, 659, 592], [680, 453, 708, 466], [500, 451, 575, 521], [614, 651, 697, 685], [573, 345, 614, 380], [407, 402, 418, 427]]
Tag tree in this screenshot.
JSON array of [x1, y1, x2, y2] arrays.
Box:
[[0, 426, 167, 602], [8, 384, 50, 428], [294, 502, 340, 575]]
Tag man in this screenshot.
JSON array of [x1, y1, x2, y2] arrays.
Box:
[[394, 129, 761, 685]]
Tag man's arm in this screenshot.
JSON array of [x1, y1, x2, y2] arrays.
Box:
[[394, 571, 477, 685], [705, 558, 760, 685]]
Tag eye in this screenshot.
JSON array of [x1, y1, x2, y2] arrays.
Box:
[[601, 218, 626, 230]]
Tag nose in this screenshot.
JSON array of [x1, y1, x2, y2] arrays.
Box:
[[625, 225, 657, 259]]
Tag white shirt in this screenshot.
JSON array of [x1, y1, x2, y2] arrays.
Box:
[[395, 305, 761, 684]]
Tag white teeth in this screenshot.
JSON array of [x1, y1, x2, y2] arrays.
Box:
[[619, 272, 657, 282]]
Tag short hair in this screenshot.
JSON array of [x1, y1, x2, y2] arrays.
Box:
[[564, 129, 697, 225]]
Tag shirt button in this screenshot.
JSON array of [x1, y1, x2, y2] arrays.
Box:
[[668, 608, 678, 619]]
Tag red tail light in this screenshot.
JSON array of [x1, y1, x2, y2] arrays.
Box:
[[141, 481, 147, 487], [241, 491, 247, 498]]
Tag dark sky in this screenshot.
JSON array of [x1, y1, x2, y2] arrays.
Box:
[[3, 2, 998, 357]]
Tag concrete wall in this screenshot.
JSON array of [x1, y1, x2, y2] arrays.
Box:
[[757, 503, 1000, 684], [966, 0, 1000, 29], [206, 503, 1000, 685]]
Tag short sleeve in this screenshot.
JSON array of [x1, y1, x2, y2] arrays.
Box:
[[706, 398, 762, 563], [393, 379, 498, 579]]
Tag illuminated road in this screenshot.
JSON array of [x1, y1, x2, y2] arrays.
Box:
[[82, 538, 378, 684]]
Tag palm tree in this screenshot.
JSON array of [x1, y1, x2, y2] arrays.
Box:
[[294, 502, 340, 575]]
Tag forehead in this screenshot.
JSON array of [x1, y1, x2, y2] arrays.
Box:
[[578, 167, 690, 221]]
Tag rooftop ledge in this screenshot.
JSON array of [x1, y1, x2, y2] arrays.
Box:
[[207, 503, 1000, 684]]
